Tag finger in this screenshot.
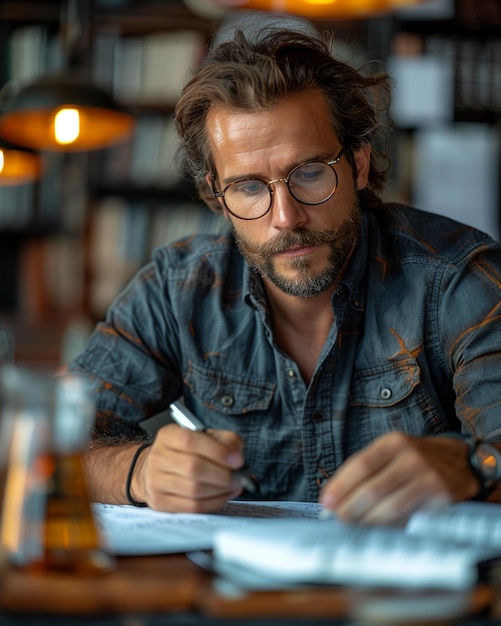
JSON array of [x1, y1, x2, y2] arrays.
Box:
[[146, 471, 243, 513], [158, 423, 244, 470], [320, 433, 405, 510], [153, 445, 243, 490], [360, 470, 452, 525], [149, 484, 243, 513], [206, 428, 246, 469], [334, 442, 450, 524]]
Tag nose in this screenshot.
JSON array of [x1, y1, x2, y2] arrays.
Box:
[[269, 181, 308, 230]]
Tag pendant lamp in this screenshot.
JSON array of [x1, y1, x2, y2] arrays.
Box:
[[0, 137, 42, 185], [0, 0, 134, 153], [0, 75, 134, 153], [215, 0, 424, 19]]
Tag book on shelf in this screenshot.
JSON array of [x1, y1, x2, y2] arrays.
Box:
[[211, 501, 501, 591], [17, 234, 85, 324], [0, 184, 35, 230], [98, 114, 182, 189], [8, 24, 63, 87], [413, 124, 499, 241], [88, 197, 226, 316], [111, 30, 206, 105]]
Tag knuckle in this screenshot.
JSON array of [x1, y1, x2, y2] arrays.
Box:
[[385, 430, 410, 449], [183, 499, 211, 514], [176, 428, 197, 450], [184, 456, 203, 477], [185, 481, 206, 499], [404, 449, 427, 472]]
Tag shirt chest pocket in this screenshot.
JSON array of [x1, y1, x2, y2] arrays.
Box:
[[184, 361, 275, 429], [350, 358, 420, 408], [347, 358, 445, 442]]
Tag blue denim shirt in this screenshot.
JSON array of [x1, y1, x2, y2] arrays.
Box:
[[71, 204, 501, 502]]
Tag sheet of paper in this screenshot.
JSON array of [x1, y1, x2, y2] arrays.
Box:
[[407, 502, 501, 548], [92, 500, 323, 555], [212, 518, 493, 591]]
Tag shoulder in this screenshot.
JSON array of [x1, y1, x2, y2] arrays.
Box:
[[151, 233, 241, 275], [368, 203, 499, 265]]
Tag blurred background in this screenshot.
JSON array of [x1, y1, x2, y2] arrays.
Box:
[[0, 0, 499, 369]]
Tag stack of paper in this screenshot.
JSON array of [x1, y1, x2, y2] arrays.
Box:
[[93, 500, 501, 591]]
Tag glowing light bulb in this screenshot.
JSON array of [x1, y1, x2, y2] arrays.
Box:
[[54, 108, 80, 145], [0, 150, 4, 174]]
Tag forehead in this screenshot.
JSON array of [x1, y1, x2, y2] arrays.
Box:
[[206, 90, 340, 178]]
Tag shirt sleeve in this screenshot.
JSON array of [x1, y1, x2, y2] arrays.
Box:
[[436, 241, 501, 440], [69, 255, 183, 439]]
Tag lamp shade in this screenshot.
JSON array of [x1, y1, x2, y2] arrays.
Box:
[[0, 138, 42, 185], [216, 0, 423, 18], [0, 75, 134, 152]]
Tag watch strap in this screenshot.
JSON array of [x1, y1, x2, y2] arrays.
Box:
[[438, 432, 498, 501]]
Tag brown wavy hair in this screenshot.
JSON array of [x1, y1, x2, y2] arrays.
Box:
[[175, 28, 392, 210]]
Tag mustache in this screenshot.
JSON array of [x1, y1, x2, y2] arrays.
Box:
[[248, 229, 338, 256]]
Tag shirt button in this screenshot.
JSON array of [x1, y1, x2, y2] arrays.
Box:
[[312, 411, 323, 423], [286, 369, 296, 379], [380, 387, 392, 400], [220, 394, 235, 407]]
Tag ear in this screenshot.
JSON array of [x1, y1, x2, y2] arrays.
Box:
[[353, 144, 371, 191]]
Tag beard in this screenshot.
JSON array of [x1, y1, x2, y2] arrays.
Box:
[[232, 207, 362, 299]]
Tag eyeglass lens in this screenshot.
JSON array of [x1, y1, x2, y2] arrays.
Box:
[[224, 161, 338, 219]]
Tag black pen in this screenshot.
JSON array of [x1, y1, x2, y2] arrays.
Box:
[[169, 400, 259, 495]]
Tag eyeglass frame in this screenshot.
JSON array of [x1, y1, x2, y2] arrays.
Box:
[[210, 145, 347, 221]]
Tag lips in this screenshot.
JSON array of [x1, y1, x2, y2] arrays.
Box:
[[275, 244, 320, 257]]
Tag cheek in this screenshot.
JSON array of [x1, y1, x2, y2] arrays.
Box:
[[228, 215, 268, 241]]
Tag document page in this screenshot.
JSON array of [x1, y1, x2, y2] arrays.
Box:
[[93, 499, 501, 590], [92, 500, 323, 555], [406, 501, 501, 547], [210, 502, 501, 591], [212, 518, 497, 591]]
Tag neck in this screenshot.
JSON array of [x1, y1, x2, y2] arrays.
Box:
[[264, 280, 336, 383], [264, 280, 335, 327]]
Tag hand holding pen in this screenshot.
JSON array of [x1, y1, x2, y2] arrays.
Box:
[[127, 400, 259, 512], [169, 401, 259, 495]]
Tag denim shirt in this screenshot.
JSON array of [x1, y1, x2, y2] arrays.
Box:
[[71, 203, 501, 502]]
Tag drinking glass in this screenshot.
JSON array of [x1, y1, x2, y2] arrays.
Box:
[[0, 365, 113, 574]]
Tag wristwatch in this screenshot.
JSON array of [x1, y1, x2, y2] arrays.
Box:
[[442, 433, 501, 501], [468, 439, 501, 501]]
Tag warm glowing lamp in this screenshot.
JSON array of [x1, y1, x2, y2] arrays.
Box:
[[215, 0, 424, 18], [0, 138, 42, 186], [0, 75, 134, 152], [54, 108, 80, 146]]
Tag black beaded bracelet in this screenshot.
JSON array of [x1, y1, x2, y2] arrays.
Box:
[[125, 441, 152, 507]]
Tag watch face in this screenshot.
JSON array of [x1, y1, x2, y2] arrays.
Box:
[[474, 443, 501, 480]]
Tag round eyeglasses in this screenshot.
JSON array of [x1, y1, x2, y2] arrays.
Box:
[[211, 146, 346, 221]]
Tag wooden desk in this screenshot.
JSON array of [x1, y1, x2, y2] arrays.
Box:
[[0, 554, 496, 623]]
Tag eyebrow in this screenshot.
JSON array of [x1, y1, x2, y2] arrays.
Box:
[[221, 152, 334, 187]]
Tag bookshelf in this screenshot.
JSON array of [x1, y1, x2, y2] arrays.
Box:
[[0, 0, 500, 367], [385, 0, 501, 240], [0, 0, 224, 366]]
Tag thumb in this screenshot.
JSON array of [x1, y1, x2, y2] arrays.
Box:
[[206, 428, 244, 469]]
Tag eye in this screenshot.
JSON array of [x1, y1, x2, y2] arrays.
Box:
[[231, 179, 267, 197], [292, 162, 328, 186]]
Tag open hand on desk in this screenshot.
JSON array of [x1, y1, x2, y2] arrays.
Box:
[[319, 432, 481, 526], [131, 424, 245, 513]]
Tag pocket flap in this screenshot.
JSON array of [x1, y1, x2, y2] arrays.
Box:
[[350, 359, 421, 408], [185, 361, 275, 415]]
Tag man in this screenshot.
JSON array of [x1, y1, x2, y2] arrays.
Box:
[[72, 27, 501, 525]]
